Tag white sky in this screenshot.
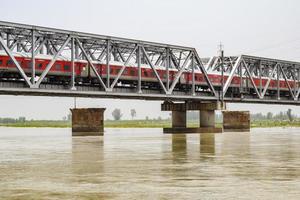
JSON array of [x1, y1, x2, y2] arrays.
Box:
[[0, 0, 300, 120]]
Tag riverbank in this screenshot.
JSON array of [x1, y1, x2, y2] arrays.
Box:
[[0, 119, 300, 128]]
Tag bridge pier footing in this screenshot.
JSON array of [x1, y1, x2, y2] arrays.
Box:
[[70, 108, 105, 136], [162, 101, 223, 134], [222, 111, 250, 132]]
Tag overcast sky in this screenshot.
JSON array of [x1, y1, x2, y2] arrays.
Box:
[[0, 0, 300, 120]]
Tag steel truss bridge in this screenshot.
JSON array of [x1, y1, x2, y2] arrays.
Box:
[[0, 21, 299, 105]]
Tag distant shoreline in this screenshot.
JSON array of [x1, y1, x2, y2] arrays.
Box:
[[0, 119, 299, 128]]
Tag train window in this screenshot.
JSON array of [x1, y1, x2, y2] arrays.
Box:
[[64, 65, 70, 71], [55, 64, 61, 70], [7, 59, 13, 66], [0, 60, 2, 65], [144, 71, 148, 77], [38, 63, 43, 69], [26, 61, 32, 68], [130, 69, 135, 76], [115, 68, 121, 74]]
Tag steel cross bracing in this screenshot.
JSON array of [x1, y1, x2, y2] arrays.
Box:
[[0, 21, 217, 101], [204, 55, 300, 104], [0, 21, 300, 105]]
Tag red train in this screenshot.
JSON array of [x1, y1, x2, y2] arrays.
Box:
[[0, 52, 297, 93]]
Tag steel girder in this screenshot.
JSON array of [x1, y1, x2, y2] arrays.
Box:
[[207, 54, 300, 102], [0, 21, 217, 100], [1, 21, 300, 104]]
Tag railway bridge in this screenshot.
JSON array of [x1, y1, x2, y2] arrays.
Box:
[[0, 21, 299, 135]]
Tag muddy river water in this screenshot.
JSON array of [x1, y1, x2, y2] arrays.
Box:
[[0, 127, 299, 199]]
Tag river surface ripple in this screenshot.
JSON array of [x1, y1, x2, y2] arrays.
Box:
[[0, 127, 299, 200]]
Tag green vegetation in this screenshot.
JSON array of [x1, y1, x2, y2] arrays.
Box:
[[0, 120, 71, 128], [0, 108, 299, 128], [0, 119, 299, 128], [105, 119, 203, 128], [251, 120, 300, 128]]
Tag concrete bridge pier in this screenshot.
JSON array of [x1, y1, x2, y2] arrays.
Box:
[[200, 110, 215, 128], [162, 101, 223, 134], [172, 110, 187, 128], [222, 111, 250, 132], [70, 108, 106, 136]]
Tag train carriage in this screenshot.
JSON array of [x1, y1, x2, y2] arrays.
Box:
[[0, 51, 297, 94]]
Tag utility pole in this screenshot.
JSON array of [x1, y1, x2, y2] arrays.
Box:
[[219, 42, 224, 104]]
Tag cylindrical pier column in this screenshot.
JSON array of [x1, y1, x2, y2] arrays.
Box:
[[200, 110, 215, 128], [172, 111, 186, 128]]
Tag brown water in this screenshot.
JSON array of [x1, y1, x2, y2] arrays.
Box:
[[0, 127, 299, 200]]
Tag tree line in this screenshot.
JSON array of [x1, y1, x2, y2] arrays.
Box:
[[0, 109, 297, 123], [251, 109, 296, 122], [111, 108, 136, 121], [111, 108, 298, 122], [0, 117, 26, 123]]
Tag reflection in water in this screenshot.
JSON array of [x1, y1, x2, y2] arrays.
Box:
[[171, 133, 217, 162], [221, 132, 250, 156], [171, 134, 187, 163], [171, 134, 187, 153], [200, 133, 216, 155], [72, 136, 104, 176]]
